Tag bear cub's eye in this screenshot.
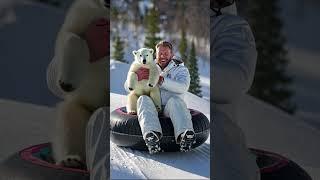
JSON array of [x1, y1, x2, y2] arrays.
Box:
[[146, 55, 148, 56], [140, 55, 142, 57]]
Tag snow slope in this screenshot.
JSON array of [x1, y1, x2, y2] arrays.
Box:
[[0, 1, 65, 107], [287, 48, 320, 129], [237, 95, 320, 179], [110, 60, 210, 179], [279, 0, 320, 130], [0, 99, 54, 162]]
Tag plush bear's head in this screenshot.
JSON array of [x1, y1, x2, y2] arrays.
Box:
[[132, 48, 154, 65]]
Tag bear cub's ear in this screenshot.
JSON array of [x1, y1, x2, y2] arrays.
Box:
[[149, 49, 154, 54], [132, 50, 138, 56]]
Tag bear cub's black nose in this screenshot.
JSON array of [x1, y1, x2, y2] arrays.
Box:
[[59, 80, 75, 92], [143, 59, 146, 64]]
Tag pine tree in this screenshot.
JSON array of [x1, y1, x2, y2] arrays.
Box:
[[247, 0, 296, 114], [112, 34, 126, 63], [179, 29, 188, 67], [144, 3, 161, 53], [188, 41, 202, 97]]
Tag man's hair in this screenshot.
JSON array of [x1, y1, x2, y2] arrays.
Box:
[[155, 40, 173, 52]]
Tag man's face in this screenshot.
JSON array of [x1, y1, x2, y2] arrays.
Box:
[[156, 45, 173, 69]]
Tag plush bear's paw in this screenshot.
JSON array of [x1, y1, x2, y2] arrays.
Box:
[[58, 155, 86, 170], [156, 106, 162, 112], [148, 84, 154, 87], [128, 87, 134, 91], [59, 80, 75, 92]]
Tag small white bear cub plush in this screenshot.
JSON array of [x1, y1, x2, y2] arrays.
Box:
[[126, 48, 161, 114]]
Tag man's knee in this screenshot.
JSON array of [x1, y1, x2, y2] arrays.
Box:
[[87, 107, 107, 133], [167, 96, 185, 106], [137, 95, 154, 106]]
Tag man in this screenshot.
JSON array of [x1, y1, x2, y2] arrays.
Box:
[[124, 40, 195, 154], [211, 0, 260, 180]]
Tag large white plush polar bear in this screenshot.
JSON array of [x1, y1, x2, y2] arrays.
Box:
[[49, 0, 109, 168], [126, 48, 161, 114]]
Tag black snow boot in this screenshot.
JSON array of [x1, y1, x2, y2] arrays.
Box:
[[144, 131, 161, 154], [179, 130, 196, 152]]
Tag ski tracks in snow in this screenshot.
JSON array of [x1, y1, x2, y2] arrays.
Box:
[[110, 141, 210, 179], [110, 142, 147, 179]]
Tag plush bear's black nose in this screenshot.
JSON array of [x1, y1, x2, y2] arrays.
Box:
[[59, 80, 75, 92], [143, 59, 146, 64]]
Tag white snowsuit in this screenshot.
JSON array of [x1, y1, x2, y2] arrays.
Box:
[[124, 59, 194, 141], [211, 3, 260, 180]]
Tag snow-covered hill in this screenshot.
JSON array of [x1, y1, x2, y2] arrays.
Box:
[[279, 0, 320, 130], [0, 99, 54, 162], [237, 94, 320, 179], [0, 1, 66, 107]]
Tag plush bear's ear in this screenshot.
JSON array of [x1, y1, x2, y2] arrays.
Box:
[[149, 49, 154, 54], [132, 50, 138, 56]]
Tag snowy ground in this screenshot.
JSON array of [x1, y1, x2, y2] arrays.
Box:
[[0, 99, 55, 163], [0, 1, 64, 107], [237, 94, 320, 179], [287, 48, 320, 129], [279, 0, 320, 130]]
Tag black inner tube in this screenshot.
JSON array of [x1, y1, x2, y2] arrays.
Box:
[[110, 107, 210, 152]]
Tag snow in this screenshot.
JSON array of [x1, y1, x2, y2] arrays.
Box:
[[277, 1, 320, 130], [0, 1, 65, 107], [237, 94, 320, 180], [110, 60, 210, 179], [286, 47, 320, 129], [0, 99, 54, 162]]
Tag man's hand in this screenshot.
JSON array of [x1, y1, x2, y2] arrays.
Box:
[[136, 67, 149, 81], [158, 76, 164, 86]]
